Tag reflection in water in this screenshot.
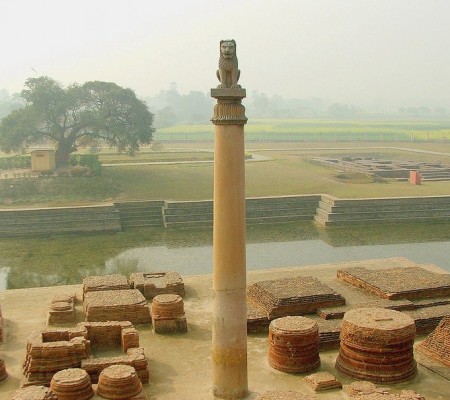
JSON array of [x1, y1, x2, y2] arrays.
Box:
[[1, 221, 450, 289], [106, 239, 450, 277]]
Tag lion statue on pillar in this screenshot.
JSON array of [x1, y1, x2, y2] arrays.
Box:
[[216, 40, 241, 89]]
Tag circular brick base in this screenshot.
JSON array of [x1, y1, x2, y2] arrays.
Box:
[[96, 364, 142, 399], [50, 368, 94, 400], [335, 308, 417, 383], [268, 316, 320, 373]]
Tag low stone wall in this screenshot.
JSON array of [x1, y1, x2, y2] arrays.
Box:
[[1, 194, 449, 236], [162, 195, 321, 228], [0, 204, 121, 237]]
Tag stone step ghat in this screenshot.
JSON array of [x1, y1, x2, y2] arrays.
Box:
[[335, 308, 417, 384], [420, 169, 450, 181], [2, 193, 450, 235], [162, 195, 320, 228], [114, 200, 164, 229], [0, 205, 121, 237], [315, 194, 450, 226]]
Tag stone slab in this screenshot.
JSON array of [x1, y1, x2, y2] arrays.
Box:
[[83, 289, 150, 324], [337, 266, 450, 300], [247, 276, 345, 319]]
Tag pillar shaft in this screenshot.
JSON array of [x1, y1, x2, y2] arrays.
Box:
[[211, 87, 248, 399]]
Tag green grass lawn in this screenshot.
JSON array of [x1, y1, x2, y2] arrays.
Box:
[[98, 151, 213, 164], [1, 118, 450, 206], [1, 143, 450, 207]]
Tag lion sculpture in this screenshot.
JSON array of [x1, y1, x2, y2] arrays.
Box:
[[216, 40, 241, 89]]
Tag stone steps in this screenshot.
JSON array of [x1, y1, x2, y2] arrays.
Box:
[[315, 195, 450, 226], [114, 201, 164, 229], [420, 170, 450, 181], [318, 200, 450, 214]]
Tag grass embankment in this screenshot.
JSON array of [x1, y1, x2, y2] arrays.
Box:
[[98, 151, 213, 164], [1, 143, 450, 207]]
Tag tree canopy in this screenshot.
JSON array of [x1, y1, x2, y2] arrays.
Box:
[[0, 77, 154, 166]]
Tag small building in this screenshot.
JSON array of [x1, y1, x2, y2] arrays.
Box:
[[31, 149, 56, 172]]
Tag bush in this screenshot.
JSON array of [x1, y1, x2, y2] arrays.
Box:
[[69, 166, 94, 177], [70, 154, 102, 175], [57, 166, 94, 177], [0, 155, 31, 170]]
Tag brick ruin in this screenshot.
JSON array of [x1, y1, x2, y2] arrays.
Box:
[[416, 315, 450, 367], [335, 308, 417, 384], [130, 272, 185, 299], [10, 385, 59, 400], [82, 274, 130, 300], [81, 272, 186, 326], [337, 266, 450, 300], [96, 364, 147, 400], [82, 274, 151, 325], [151, 294, 187, 334], [82, 347, 148, 384], [304, 371, 341, 392], [268, 316, 320, 374], [248, 276, 345, 319], [344, 381, 425, 399], [0, 355, 7, 382], [83, 289, 151, 324], [47, 293, 77, 325], [50, 368, 94, 400], [247, 271, 450, 352], [311, 155, 450, 181], [22, 321, 148, 387]]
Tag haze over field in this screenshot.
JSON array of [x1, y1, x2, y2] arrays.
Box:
[[1, 0, 450, 110]]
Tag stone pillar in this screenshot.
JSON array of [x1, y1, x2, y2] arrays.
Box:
[[211, 39, 248, 399]]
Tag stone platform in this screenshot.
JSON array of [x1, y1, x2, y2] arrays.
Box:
[[337, 266, 450, 300], [0, 257, 450, 399]]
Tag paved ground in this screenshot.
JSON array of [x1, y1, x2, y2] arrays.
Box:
[[1, 257, 450, 399]]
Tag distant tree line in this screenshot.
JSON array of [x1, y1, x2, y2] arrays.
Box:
[[0, 89, 24, 119], [146, 82, 213, 128]]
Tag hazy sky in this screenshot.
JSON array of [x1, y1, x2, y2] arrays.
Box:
[[2, 0, 450, 108]]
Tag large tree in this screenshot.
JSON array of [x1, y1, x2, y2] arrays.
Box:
[[0, 77, 154, 166]]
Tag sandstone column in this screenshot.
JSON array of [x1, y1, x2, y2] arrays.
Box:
[[211, 39, 248, 399]]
